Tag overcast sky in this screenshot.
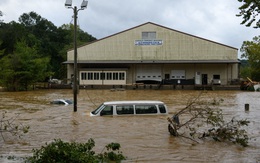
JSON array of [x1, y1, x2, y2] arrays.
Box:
[[0, 0, 258, 58]]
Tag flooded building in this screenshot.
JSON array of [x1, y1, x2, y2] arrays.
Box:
[[65, 22, 239, 88]]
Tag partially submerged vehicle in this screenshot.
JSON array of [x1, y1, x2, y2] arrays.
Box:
[[90, 100, 168, 116], [50, 99, 73, 105]]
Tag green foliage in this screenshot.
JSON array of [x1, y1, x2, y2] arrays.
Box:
[[168, 92, 250, 147], [0, 41, 53, 91], [0, 11, 97, 89], [203, 116, 250, 147], [0, 21, 27, 55], [98, 142, 126, 162], [240, 66, 251, 80], [239, 60, 250, 79], [25, 139, 126, 163], [240, 36, 260, 81], [236, 0, 260, 28]]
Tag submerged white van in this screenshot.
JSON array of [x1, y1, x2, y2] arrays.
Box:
[[90, 101, 168, 116]]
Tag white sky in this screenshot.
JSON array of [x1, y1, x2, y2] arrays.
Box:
[[0, 0, 258, 58]]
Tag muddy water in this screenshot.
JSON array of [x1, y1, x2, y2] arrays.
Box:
[[0, 89, 260, 162]]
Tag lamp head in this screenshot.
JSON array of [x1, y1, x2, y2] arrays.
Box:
[[65, 0, 72, 7], [81, 0, 88, 9]]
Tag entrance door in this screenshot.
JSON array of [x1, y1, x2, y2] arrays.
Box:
[[165, 74, 170, 80], [202, 74, 208, 85], [195, 72, 201, 85]]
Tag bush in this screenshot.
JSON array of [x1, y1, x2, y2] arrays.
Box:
[[25, 139, 126, 163]]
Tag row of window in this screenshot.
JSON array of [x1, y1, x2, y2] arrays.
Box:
[[172, 76, 185, 79], [81, 72, 125, 80], [101, 105, 167, 116], [137, 75, 161, 78]]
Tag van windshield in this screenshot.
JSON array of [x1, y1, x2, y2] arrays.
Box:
[[91, 104, 106, 115]]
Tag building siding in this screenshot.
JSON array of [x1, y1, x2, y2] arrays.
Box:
[[68, 23, 237, 62], [66, 22, 238, 87]]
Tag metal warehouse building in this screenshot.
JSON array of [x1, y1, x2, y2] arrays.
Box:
[[65, 22, 239, 88]]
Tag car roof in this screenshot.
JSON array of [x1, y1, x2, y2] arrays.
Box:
[[103, 100, 165, 105]]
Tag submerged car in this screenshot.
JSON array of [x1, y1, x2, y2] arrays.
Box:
[[50, 99, 73, 105], [90, 100, 168, 116]]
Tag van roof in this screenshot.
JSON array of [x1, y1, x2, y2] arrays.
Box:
[[103, 100, 165, 105]]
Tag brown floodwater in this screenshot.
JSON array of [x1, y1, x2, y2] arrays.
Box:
[[0, 89, 259, 162]]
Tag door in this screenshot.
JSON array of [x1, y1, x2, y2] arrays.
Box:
[[195, 72, 201, 85], [202, 74, 208, 85], [165, 74, 170, 80], [136, 65, 162, 82]]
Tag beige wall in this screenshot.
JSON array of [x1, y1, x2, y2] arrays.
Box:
[[123, 63, 238, 85], [66, 22, 239, 86], [68, 63, 238, 85], [68, 23, 237, 62]]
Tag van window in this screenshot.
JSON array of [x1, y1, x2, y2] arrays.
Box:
[[135, 105, 157, 114], [116, 105, 134, 115], [100, 105, 113, 116], [159, 105, 166, 113]]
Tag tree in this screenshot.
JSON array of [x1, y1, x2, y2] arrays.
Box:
[[237, 0, 260, 28], [0, 21, 27, 56], [0, 41, 53, 91], [0, 12, 97, 88], [240, 35, 260, 81], [18, 12, 96, 80], [168, 92, 250, 147]]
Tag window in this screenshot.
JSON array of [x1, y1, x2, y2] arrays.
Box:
[[81, 72, 87, 80], [113, 72, 118, 80], [116, 105, 134, 115], [87, 72, 93, 80], [100, 105, 113, 116], [107, 72, 112, 80], [159, 105, 166, 113], [80, 71, 126, 82], [94, 72, 99, 80], [101, 72, 105, 80], [119, 72, 125, 80], [135, 105, 158, 114], [213, 75, 220, 79], [142, 32, 156, 40], [91, 104, 105, 115]]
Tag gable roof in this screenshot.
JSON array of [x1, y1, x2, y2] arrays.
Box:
[[73, 22, 237, 51]]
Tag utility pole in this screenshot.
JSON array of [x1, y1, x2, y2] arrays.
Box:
[[65, 0, 88, 112]]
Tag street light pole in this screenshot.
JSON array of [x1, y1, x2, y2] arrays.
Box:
[[65, 0, 88, 112], [73, 6, 78, 112]]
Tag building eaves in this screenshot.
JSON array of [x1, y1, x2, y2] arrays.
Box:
[[63, 60, 240, 64]]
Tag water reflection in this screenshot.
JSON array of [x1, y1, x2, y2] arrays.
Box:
[[0, 89, 259, 162]]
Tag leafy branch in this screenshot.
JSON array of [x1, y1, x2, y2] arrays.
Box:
[[0, 111, 29, 141], [98, 142, 126, 162], [168, 92, 250, 147]]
